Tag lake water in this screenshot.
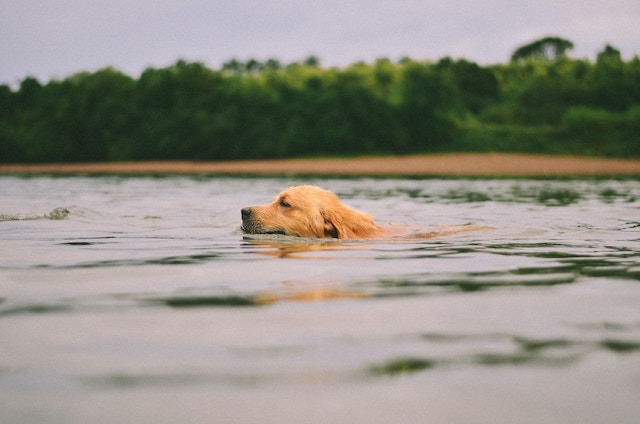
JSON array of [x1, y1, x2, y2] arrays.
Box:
[[1, 175, 640, 423]]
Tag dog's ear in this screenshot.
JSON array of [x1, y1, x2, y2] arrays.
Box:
[[321, 203, 378, 239], [322, 210, 340, 238]]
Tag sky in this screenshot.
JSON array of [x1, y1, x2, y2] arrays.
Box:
[[2, 0, 640, 86]]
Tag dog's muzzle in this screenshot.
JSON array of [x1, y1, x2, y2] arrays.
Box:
[[241, 207, 284, 235], [241, 207, 256, 233]]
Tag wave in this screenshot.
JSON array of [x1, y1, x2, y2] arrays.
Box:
[[0, 207, 69, 222]]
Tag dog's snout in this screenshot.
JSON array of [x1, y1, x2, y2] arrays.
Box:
[[241, 207, 252, 220]]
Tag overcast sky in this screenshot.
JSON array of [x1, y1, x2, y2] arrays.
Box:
[[2, 0, 639, 86]]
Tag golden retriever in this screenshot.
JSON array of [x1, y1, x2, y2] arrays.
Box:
[[241, 185, 384, 239], [241, 185, 488, 240]]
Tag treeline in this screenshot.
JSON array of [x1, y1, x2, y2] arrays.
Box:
[[1, 39, 640, 163]]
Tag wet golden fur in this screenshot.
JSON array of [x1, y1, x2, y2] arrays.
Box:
[[241, 185, 385, 239]]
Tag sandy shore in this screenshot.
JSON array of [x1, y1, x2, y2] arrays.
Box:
[[1, 153, 640, 177]]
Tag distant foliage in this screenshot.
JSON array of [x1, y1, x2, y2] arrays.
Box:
[[1, 41, 640, 163], [561, 106, 640, 156], [511, 36, 574, 62]]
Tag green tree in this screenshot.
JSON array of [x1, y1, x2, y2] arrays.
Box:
[[222, 58, 244, 75], [304, 55, 320, 67], [597, 44, 622, 63], [437, 58, 499, 113], [511, 36, 574, 62], [399, 61, 458, 152], [591, 45, 634, 111]]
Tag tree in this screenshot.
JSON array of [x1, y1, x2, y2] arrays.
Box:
[[245, 58, 262, 73], [437, 58, 499, 112], [597, 44, 622, 64], [0, 84, 12, 116], [304, 55, 320, 67], [264, 58, 282, 71], [17, 77, 42, 107], [593, 44, 628, 110], [222, 58, 244, 74], [399, 62, 458, 151], [511, 36, 574, 62]]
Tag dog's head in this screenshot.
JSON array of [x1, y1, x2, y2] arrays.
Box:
[[241, 185, 379, 239]]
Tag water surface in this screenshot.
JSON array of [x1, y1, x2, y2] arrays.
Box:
[[1, 176, 640, 423]]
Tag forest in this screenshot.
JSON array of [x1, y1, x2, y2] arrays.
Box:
[[1, 37, 639, 163]]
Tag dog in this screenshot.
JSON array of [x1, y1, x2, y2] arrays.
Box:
[[241, 185, 386, 239], [241, 185, 490, 239]]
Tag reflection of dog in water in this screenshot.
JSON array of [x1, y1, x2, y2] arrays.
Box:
[[241, 185, 487, 239]]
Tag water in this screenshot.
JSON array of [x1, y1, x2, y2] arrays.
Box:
[[1, 175, 640, 424]]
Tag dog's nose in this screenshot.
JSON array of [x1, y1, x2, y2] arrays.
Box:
[[241, 207, 252, 220]]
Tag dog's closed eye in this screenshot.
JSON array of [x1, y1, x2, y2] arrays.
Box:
[[279, 198, 291, 208]]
